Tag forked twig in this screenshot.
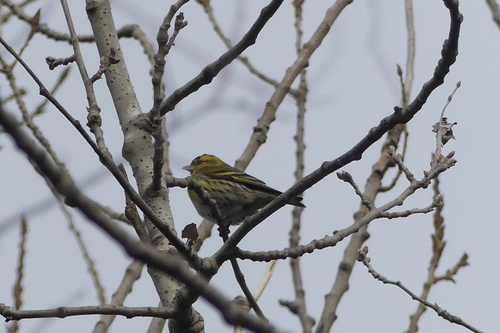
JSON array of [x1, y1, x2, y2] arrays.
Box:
[[358, 247, 480, 333]]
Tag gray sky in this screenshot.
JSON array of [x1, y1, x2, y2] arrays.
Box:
[[0, 0, 498, 332]]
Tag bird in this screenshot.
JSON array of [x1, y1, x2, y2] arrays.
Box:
[[183, 154, 305, 227]]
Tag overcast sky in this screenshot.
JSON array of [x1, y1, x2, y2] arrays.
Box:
[[0, 1, 498, 332]]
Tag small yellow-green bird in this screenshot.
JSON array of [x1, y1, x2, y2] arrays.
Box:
[[183, 154, 305, 227]]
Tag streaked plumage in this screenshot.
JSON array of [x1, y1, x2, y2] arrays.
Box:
[[183, 154, 305, 227]]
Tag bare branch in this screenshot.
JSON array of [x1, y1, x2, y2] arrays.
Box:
[[236, 0, 353, 171], [45, 54, 76, 70], [1, 303, 176, 321], [159, 0, 285, 116], [0, 103, 281, 333], [485, 0, 500, 29], [32, 67, 72, 116], [403, 0, 416, 100], [151, 4, 188, 192], [0, 35, 198, 266], [357, 247, 481, 333], [9, 216, 28, 333], [197, 0, 289, 93], [119, 164, 149, 244], [218, 0, 461, 255], [337, 171, 375, 211], [379, 127, 409, 192], [92, 260, 145, 333], [228, 258, 268, 321], [406, 178, 469, 333], [234, 144, 456, 262], [286, 0, 311, 328]]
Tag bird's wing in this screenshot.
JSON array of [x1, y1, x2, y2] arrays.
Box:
[[205, 166, 283, 195]]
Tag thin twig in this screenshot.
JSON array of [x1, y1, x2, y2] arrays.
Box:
[[119, 164, 149, 243], [379, 127, 409, 192], [405, 178, 469, 333], [151, 6, 188, 191], [287, 0, 311, 329], [15, 9, 39, 59], [32, 67, 71, 116], [228, 258, 267, 320], [10, 216, 28, 333], [357, 247, 480, 333], [60, 0, 110, 157], [234, 261, 278, 333], [337, 171, 375, 211]]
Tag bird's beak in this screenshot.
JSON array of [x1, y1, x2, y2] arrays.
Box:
[[182, 165, 194, 173]]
